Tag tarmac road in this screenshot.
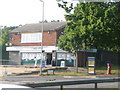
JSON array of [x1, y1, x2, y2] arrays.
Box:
[[2, 75, 90, 83], [0, 75, 119, 88], [38, 82, 119, 88]]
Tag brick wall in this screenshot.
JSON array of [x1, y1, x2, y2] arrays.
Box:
[[56, 28, 64, 44], [42, 31, 56, 46], [10, 29, 64, 46]]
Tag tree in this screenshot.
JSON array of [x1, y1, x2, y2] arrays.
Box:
[[0, 27, 9, 59], [0, 26, 18, 60], [57, 2, 120, 71]]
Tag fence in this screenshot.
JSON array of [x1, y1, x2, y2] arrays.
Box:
[[78, 50, 119, 67], [0, 59, 19, 65], [22, 78, 120, 90]]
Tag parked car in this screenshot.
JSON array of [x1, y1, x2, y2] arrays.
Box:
[[0, 84, 35, 90]]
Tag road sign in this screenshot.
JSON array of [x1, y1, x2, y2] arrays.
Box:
[[1, 76, 5, 80]]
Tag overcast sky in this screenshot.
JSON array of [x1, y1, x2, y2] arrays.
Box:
[[0, 0, 119, 27], [0, 0, 70, 26]]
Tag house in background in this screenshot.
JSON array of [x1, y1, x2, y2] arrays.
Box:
[[6, 22, 75, 66]]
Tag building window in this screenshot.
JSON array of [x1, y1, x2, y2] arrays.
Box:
[[21, 33, 42, 43], [22, 53, 42, 60]]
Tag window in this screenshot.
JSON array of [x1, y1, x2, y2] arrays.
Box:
[[22, 53, 42, 60], [21, 33, 42, 43]]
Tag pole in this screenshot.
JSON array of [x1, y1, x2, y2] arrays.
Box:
[[95, 82, 97, 90], [0, 26, 2, 60], [76, 51, 78, 73], [39, 0, 44, 75]]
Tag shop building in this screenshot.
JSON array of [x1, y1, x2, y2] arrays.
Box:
[[6, 22, 75, 66]]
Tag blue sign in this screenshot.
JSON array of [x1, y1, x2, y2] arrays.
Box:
[[42, 60, 45, 67]]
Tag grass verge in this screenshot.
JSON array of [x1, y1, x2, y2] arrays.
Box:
[[39, 65, 119, 76]]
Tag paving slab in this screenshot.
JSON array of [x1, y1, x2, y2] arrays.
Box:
[[0, 65, 39, 76]]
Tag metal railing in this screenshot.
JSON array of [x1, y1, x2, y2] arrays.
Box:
[[22, 78, 120, 90], [0, 59, 19, 65]]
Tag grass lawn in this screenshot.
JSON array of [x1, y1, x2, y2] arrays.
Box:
[[40, 65, 119, 76], [95, 65, 120, 75], [41, 72, 89, 76], [96, 65, 120, 70]]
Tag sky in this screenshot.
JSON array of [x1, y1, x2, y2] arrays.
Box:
[[0, 0, 75, 27], [0, 0, 119, 27]]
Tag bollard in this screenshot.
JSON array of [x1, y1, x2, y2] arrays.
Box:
[[107, 63, 111, 74], [1, 72, 7, 81]]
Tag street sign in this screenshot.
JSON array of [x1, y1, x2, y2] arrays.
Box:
[[47, 70, 54, 74], [1, 72, 7, 81]]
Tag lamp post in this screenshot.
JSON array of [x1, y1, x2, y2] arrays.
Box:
[[0, 26, 3, 60], [39, 0, 44, 75]]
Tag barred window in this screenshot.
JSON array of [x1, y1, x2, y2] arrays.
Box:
[[21, 33, 42, 43]]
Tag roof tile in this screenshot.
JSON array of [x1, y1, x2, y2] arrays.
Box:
[[11, 21, 68, 32]]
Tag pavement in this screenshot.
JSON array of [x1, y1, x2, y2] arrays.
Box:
[[0, 65, 119, 76], [0, 65, 119, 84], [0, 65, 40, 76], [0, 65, 70, 76], [0, 65, 119, 89]]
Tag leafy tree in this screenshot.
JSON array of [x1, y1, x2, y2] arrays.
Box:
[[39, 20, 48, 23], [51, 20, 62, 22], [0, 28, 9, 46], [0, 27, 9, 60], [0, 26, 18, 60], [57, 2, 120, 71]]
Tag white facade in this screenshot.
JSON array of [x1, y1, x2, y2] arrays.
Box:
[[6, 46, 75, 66]]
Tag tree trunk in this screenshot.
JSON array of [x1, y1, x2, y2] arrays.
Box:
[[76, 51, 78, 73]]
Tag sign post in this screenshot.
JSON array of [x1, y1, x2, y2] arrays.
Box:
[[88, 57, 95, 74]]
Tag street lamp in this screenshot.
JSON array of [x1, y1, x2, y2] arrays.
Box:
[[39, 0, 44, 75], [0, 26, 3, 60]]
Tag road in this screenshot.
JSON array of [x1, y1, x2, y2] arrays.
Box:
[[1, 75, 119, 88], [2, 75, 89, 83], [39, 82, 119, 88]]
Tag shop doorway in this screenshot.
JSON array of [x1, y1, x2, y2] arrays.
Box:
[[46, 53, 52, 65]]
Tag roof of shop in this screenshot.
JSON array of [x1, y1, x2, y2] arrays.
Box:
[[11, 21, 68, 32]]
